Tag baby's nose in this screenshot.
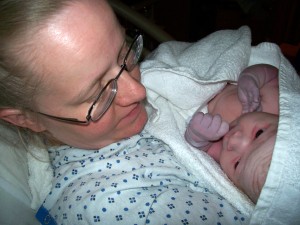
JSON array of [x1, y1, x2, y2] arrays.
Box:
[[227, 130, 249, 152]]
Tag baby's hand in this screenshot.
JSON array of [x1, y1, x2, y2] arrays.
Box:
[[237, 74, 262, 113], [185, 112, 229, 149]]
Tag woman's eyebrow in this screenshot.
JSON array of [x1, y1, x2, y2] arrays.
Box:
[[72, 74, 100, 104], [72, 29, 126, 104]]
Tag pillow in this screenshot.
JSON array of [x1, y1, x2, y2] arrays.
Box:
[[0, 124, 39, 224]]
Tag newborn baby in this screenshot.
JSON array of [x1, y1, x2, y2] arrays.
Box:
[[185, 64, 279, 203]]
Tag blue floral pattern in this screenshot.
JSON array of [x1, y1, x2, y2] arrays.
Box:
[[36, 132, 248, 225]]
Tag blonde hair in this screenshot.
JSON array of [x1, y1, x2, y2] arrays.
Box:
[[0, 0, 76, 146]]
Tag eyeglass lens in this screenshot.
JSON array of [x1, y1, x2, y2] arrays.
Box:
[[89, 34, 143, 121]]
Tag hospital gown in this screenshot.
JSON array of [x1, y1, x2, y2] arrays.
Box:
[[36, 132, 249, 225]]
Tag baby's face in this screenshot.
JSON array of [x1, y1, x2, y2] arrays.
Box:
[[219, 112, 278, 203]]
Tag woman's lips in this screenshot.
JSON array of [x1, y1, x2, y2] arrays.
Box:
[[119, 102, 143, 124]]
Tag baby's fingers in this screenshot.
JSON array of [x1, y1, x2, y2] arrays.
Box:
[[209, 114, 229, 140], [217, 120, 229, 137], [241, 98, 261, 113]]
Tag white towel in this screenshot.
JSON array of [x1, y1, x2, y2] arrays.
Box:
[[141, 26, 300, 222], [141, 26, 255, 216], [249, 44, 300, 225]]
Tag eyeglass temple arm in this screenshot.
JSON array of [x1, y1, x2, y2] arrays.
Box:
[[38, 112, 88, 124]]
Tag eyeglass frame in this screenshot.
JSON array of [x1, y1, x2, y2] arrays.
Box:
[[37, 31, 143, 125]]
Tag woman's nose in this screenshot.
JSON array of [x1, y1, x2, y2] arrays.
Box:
[[227, 130, 249, 152], [114, 66, 146, 105]]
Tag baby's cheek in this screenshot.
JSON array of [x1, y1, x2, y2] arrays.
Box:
[[219, 154, 236, 182]]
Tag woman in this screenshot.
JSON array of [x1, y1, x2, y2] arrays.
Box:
[[0, 0, 248, 224]]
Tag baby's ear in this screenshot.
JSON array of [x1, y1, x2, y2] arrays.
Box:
[[0, 108, 46, 132]]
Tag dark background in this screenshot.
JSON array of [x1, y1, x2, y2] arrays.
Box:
[[117, 0, 300, 70]]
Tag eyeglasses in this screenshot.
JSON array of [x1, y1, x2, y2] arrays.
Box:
[[38, 31, 143, 124]]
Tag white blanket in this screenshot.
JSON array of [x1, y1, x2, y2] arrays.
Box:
[[250, 46, 300, 224], [141, 25, 300, 224]]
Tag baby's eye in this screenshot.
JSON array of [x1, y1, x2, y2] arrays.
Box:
[[234, 161, 240, 170], [255, 129, 264, 138]]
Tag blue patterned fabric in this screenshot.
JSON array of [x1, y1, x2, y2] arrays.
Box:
[[36, 132, 248, 224]]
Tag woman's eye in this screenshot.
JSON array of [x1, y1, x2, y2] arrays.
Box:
[[255, 129, 264, 138], [87, 88, 102, 103]]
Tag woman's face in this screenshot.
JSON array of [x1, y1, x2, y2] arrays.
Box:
[[27, 0, 148, 149]]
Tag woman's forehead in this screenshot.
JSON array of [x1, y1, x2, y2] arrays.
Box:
[[29, 0, 123, 104], [41, 0, 119, 50]]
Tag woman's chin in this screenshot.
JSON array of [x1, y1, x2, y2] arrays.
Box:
[[127, 105, 148, 136]]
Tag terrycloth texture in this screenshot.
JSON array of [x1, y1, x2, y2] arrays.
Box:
[[141, 25, 300, 224], [141, 26, 255, 216], [249, 46, 300, 224]]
